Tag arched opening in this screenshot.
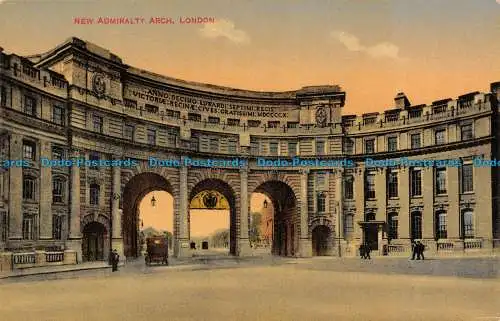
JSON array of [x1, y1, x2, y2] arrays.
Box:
[[82, 222, 107, 262], [251, 180, 298, 257], [123, 172, 174, 258], [312, 225, 331, 256], [188, 179, 235, 256], [138, 191, 174, 256]]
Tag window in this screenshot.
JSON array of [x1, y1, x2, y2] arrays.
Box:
[[366, 213, 376, 221], [90, 184, 100, 205], [410, 133, 421, 149], [208, 116, 220, 124], [0, 212, 7, 243], [388, 213, 398, 240], [227, 118, 240, 126], [52, 178, 65, 203], [461, 124, 473, 141], [24, 96, 36, 116], [23, 175, 36, 200], [269, 142, 278, 155], [147, 129, 156, 145], [22, 214, 34, 240], [124, 99, 137, 109], [188, 113, 201, 122], [411, 212, 422, 240], [52, 146, 64, 160], [461, 164, 473, 193], [410, 169, 422, 197], [123, 124, 134, 141], [168, 133, 177, 146], [344, 176, 354, 200], [250, 140, 259, 155], [316, 172, 326, 188], [210, 138, 219, 152], [248, 120, 260, 127], [344, 214, 354, 237], [365, 172, 376, 199], [435, 211, 447, 239], [228, 140, 237, 153], [145, 104, 158, 114], [93, 115, 103, 133], [267, 121, 280, 128], [435, 167, 447, 194], [317, 193, 326, 213], [316, 140, 325, 155], [343, 138, 354, 154], [23, 141, 36, 160], [52, 215, 63, 240], [461, 210, 474, 239], [166, 109, 180, 118], [0, 86, 6, 106], [387, 137, 398, 152], [287, 122, 299, 128], [435, 129, 446, 145], [288, 141, 297, 157], [190, 137, 199, 151], [365, 139, 375, 154], [89, 152, 99, 170], [52, 105, 65, 125], [387, 170, 398, 198]]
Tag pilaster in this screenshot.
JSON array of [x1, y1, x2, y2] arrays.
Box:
[[39, 140, 52, 239], [422, 167, 434, 239], [175, 164, 190, 258], [238, 167, 251, 256], [68, 149, 82, 263], [447, 166, 460, 238], [8, 133, 22, 240], [375, 168, 386, 221], [354, 165, 364, 241], [399, 167, 410, 241], [298, 169, 312, 257], [111, 156, 123, 259]]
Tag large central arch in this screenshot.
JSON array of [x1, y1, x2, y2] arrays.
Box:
[[188, 178, 237, 255], [253, 180, 298, 256], [122, 172, 174, 258]]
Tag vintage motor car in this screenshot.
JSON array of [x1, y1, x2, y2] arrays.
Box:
[[145, 236, 169, 266]]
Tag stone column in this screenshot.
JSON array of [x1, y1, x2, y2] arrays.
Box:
[[8, 133, 22, 240], [238, 168, 251, 256], [67, 149, 82, 263], [399, 167, 410, 243], [375, 168, 386, 221], [335, 169, 344, 256], [111, 157, 123, 260], [298, 169, 312, 257], [175, 164, 190, 257], [354, 166, 365, 243], [39, 140, 52, 240]]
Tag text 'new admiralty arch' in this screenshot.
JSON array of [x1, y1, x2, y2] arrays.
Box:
[[0, 37, 499, 270]]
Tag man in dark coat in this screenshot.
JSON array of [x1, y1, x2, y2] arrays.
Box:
[[359, 244, 365, 259], [411, 241, 417, 260], [111, 249, 119, 272], [416, 241, 425, 260], [363, 243, 371, 259]]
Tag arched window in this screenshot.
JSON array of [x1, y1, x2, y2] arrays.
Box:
[[435, 210, 447, 240], [90, 184, 100, 205], [344, 214, 354, 238], [461, 210, 474, 239], [388, 213, 398, 240], [411, 211, 422, 240]]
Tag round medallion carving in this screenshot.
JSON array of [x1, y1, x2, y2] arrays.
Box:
[[92, 73, 106, 98], [315, 107, 327, 127]]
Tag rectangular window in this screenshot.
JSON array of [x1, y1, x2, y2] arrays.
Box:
[[411, 169, 422, 197], [365, 139, 375, 154], [24, 96, 36, 116], [344, 214, 354, 236], [227, 118, 240, 126], [287, 122, 299, 129], [52, 105, 65, 125], [250, 140, 259, 155], [23, 141, 36, 160], [247, 120, 260, 127], [461, 164, 473, 193], [316, 172, 326, 188], [52, 215, 63, 240], [316, 140, 325, 155], [23, 176, 36, 200], [210, 137, 219, 152], [22, 214, 34, 240], [387, 136, 398, 152], [267, 121, 280, 128], [435, 167, 447, 195], [365, 172, 376, 199], [317, 193, 326, 213], [343, 138, 354, 154], [387, 170, 398, 198], [166, 109, 180, 118], [435, 129, 446, 145], [52, 179, 64, 203], [168, 132, 177, 146], [90, 184, 100, 205], [190, 137, 199, 151], [93, 115, 103, 133], [344, 176, 354, 200], [123, 124, 134, 141], [124, 99, 137, 109], [188, 113, 201, 122], [461, 124, 473, 141], [288, 141, 297, 157], [147, 129, 156, 145], [0, 86, 6, 107], [436, 212, 447, 239], [410, 133, 421, 149], [145, 104, 159, 114], [208, 116, 220, 124], [269, 142, 278, 155], [228, 140, 237, 153], [388, 214, 398, 240]]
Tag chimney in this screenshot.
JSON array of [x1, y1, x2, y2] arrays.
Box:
[[491, 82, 500, 101], [394, 92, 411, 109]]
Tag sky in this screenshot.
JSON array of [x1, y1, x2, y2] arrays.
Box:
[[0, 0, 499, 115]]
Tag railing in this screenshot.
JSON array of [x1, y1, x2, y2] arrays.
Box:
[[45, 251, 64, 263], [12, 252, 37, 265], [437, 242, 454, 251], [464, 239, 482, 249], [387, 244, 406, 253]]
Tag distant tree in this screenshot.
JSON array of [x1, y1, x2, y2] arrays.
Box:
[[249, 212, 262, 245], [210, 229, 230, 248]]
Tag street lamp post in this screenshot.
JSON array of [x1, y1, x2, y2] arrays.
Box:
[[110, 193, 120, 261]]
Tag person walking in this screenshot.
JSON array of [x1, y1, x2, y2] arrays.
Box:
[[364, 243, 371, 260], [416, 241, 425, 260], [359, 243, 365, 259], [111, 249, 119, 272], [411, 240, 417, 260]]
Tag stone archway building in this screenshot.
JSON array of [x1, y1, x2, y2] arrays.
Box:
[[0, 37, 499, 269]]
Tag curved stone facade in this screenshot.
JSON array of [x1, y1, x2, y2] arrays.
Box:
[[0, 38, 499, 269]]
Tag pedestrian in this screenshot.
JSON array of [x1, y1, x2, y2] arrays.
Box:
[[364, 243, 371, 260], [411, 240, 417, 260], [417, 241, 425, 260], [112, 249, 119, 272], [359, 244, 365, 259]]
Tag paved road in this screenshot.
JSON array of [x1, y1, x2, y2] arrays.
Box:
[[0, 257, 498, 321]]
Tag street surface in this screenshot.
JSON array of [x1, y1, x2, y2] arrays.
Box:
[[0, 257, 498, 321]]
